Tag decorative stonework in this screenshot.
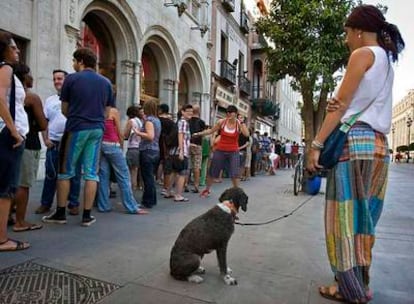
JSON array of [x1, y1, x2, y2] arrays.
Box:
[[121, 60, 136, 76], [69, 0, 77, 24], [64, 24, 81, 47]]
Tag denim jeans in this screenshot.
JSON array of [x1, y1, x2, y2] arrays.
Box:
[[97, 143, 140, 213], [139, 149, 159, 208], [40, 142, 81, 208]]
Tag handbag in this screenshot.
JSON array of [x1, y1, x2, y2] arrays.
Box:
[[319, 118, 356, 169], [319, 64, 390, 169]]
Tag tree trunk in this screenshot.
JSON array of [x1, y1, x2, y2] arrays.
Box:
[[300, 82, 315, 148]]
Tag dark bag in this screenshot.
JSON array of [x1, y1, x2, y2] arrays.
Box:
[[318, 124, 348, 169], [164, 122, 179, 149]]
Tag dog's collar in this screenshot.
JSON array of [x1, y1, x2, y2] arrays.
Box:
[[217, 201, 238, 217]]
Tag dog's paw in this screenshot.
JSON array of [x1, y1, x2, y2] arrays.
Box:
[[226, 267, 233, 275], [188, 275, 204, 284], [223, 274, 237, 285], [194, 266, 206, 275]]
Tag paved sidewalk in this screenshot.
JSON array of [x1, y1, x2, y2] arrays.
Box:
[[1, 165, 413, 303]]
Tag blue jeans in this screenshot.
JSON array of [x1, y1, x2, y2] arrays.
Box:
[[40, 142, 81, 208], [139, 149, 159, 208], [97, 143, 140, 213]]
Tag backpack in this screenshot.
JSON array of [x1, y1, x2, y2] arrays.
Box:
[[251, 137, 259, 153], [164, 121, 179, 149]]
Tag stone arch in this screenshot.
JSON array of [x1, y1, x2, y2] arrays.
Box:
[[179, 49, 209, 118], [78, 0, 142, 115], [141, 25, 180, 113]]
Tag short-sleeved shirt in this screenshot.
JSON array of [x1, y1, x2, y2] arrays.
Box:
[[260, 137, 271, 153], [43, 94, 67, 141], [284, 142, 292, 154], [189, 117, 206, 145], [172, 118, 190, 157], [60, 69, 114, 131]]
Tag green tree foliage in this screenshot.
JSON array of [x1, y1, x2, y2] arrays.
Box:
[[255, 0, 356, 142]]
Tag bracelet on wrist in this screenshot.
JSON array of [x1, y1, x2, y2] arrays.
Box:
[[311, 139, 324, 150]]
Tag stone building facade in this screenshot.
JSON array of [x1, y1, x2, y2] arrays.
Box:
[[0, 0, 211, 122], [391, 89, 414, 154]]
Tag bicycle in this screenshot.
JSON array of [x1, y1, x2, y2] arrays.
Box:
[[293, 153, 305, 195]]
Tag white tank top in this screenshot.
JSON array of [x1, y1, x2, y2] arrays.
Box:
[[338, 46, 394, 134]]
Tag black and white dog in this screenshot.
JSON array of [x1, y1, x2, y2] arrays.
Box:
[[170, 187, 248, 285]]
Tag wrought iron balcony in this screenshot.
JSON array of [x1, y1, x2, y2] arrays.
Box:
[[219, 60, 236, 84], [222, 0, 235, 12], [240, 10, 249, 34], [252, 99, 279, 117], [251, 85, 263, 99], [238, 75, 251, 96]]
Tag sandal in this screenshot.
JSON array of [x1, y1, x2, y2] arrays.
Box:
[[319, 285, 371, 303], [13, 223, 43, 232], [136, 209, 149, 215], [174, 197, 189, 202], [200, 189, 211, 198], [0, 238, 30, 252], [319, 285, 346, 302]]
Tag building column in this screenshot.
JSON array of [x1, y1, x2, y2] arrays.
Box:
[[118, 60, 136, 116], [161, 79, 176, 116]]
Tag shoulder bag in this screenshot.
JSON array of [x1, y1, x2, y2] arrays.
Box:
[[319, 64, 390, 169]]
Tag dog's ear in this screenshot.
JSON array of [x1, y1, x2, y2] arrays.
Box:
[[239, 192, 248, 212], [219, 188, 231, 202]]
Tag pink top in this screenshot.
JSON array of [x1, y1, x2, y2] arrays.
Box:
[[103, 119, 119, 143]]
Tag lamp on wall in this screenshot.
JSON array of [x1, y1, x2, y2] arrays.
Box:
[[191, 24, 209, 37], [164, 0, 187, 17]]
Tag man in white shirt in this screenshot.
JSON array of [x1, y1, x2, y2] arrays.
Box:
[[284, 139, 292, 169], [35, 70, 81, 215]]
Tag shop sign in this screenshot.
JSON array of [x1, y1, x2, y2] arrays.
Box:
[[236, 99, 249, 117], [215, 86, 234, 108]]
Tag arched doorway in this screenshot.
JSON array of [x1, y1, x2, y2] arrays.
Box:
[[80, 16, 116, 86], [141, 29, 179, 114], [79, 1, 140, 115], [141, 45, 160, 101], [178, 55, 204, 111]]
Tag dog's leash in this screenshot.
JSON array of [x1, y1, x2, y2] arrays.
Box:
[[235, 195, 316, 226]]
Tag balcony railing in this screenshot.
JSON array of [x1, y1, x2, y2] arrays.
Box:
[[222, 0, 235, 12], [252, 98, 279, 117], [240, 10, 249, 34], [219, 60, 236, 84], [238, 75, 251, 95], [252, 85, 263, 99]]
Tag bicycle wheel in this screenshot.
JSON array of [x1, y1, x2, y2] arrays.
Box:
[[293, 165, 302, 195]]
